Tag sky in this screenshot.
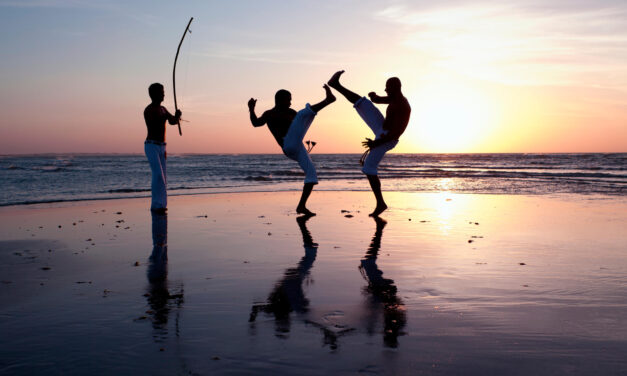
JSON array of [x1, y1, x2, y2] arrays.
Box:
[[0, 0, 626, 154]]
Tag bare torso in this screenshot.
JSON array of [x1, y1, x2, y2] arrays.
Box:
[[144, 104, 172, 143], [383, 96, 411, 140], [261, 107, 297, 148]]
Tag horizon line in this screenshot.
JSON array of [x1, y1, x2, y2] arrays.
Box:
[[2, 151, 626, 157]]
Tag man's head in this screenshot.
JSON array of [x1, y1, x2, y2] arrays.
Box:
[[149, 83, 165, 103], [274, 89, 292, 109], [385, 77, 402, 97]]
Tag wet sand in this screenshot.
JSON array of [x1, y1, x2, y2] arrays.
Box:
[[1, 191, 626, 375]]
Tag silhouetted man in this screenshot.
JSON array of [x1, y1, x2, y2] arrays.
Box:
[[328, 71, 411, 216], [144, 83, 181, 213], [248, 85, 335, 215]]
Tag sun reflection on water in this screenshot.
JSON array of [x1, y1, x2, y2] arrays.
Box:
[[431, 179, 456, 234]]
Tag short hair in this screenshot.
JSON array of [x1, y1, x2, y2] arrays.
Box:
[[387, 77, 402, 90], [275, 89, 291, 103], [148, 83, 164, 100]]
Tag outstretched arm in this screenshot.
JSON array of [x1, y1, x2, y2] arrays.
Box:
[[248, 98, 267, 127], [368, 92, 391, 104]]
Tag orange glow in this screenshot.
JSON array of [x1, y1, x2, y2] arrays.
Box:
[[1, 2, 626, 154], [405, 79, 498, 152]]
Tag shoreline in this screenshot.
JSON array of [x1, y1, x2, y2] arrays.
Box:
[[3, 152, 626, 156], [1, 188, 625, 210], [1, 191, 626, 374]]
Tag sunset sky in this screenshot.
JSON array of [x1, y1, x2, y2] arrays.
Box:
[[1, 0, 626, 154]]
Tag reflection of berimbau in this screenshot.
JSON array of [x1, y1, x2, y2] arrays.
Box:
[[359, 217, 406, 348]]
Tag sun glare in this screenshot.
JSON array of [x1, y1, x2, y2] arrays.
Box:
[[406, 80, 498, 152]]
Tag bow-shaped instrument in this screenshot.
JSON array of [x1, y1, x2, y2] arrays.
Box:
[[173, 17, 193, 136]]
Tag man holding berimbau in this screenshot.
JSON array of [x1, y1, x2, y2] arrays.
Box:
[[144, 83, 182, 214]]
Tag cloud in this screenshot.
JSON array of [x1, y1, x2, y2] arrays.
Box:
[[197, 44, 359, 66], [375, 2, 627, 88]]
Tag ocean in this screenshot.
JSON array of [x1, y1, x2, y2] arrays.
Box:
[[0, 153, 625, 206]]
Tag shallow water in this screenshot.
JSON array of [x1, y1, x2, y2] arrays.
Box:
[[0, 192, 626, 375]]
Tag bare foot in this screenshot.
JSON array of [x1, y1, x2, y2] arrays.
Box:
[[297, 206, 316, 216], [327, 70, 345, 88], [323, 84, 336, 102], [369, 203, 388, 217]]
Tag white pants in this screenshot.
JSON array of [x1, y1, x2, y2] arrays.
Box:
[[144, 142, 167, 209], [354, 97, 398, 175], [282, 104, 318, 184]]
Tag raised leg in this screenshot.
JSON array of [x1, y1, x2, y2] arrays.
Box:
[[310, 84, 336, 113], [366, 174, 388, 217], [328, 70, 361, 104]]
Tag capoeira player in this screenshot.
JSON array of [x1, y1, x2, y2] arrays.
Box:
[[144, 83, 182, 214], [328, 70, 411, 217], [248, 85, 335, 215]]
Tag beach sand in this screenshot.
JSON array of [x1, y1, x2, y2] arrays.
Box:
[[1, 191, 626, 375]]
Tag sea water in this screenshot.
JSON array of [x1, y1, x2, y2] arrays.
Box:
[[0, 153, 625, 206]]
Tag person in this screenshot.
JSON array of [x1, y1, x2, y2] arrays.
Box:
[[328, 70, 411, 217], [248, 85, 335, 215], [144, 83, 182, 214]]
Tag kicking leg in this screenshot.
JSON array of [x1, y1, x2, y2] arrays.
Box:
[[310, 84, 336, 113], [366, 174, 388, 217], [328, 70, 361, 104], [296, 182, 316, 216]]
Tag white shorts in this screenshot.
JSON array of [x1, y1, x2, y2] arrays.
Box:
[[282, 104, 318, 184], [354, 97, 398, 175]]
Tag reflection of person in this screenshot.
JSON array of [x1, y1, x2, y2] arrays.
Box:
[[249, 214, 318, 337], [328, 71, 411, 217], [248, 85, 335, 215], [146, 212, 183, 340], [144, 83, 182, 213], [359, 217, 406, 348]]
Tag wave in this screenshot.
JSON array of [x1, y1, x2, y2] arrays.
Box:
[[106, 184, 263, 194], [378, 164, 627, 172], [108, 188, 151, 193], [268, 170, 309, 176], [37, 166, 66, 172], [244, 176, 273, 181]]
